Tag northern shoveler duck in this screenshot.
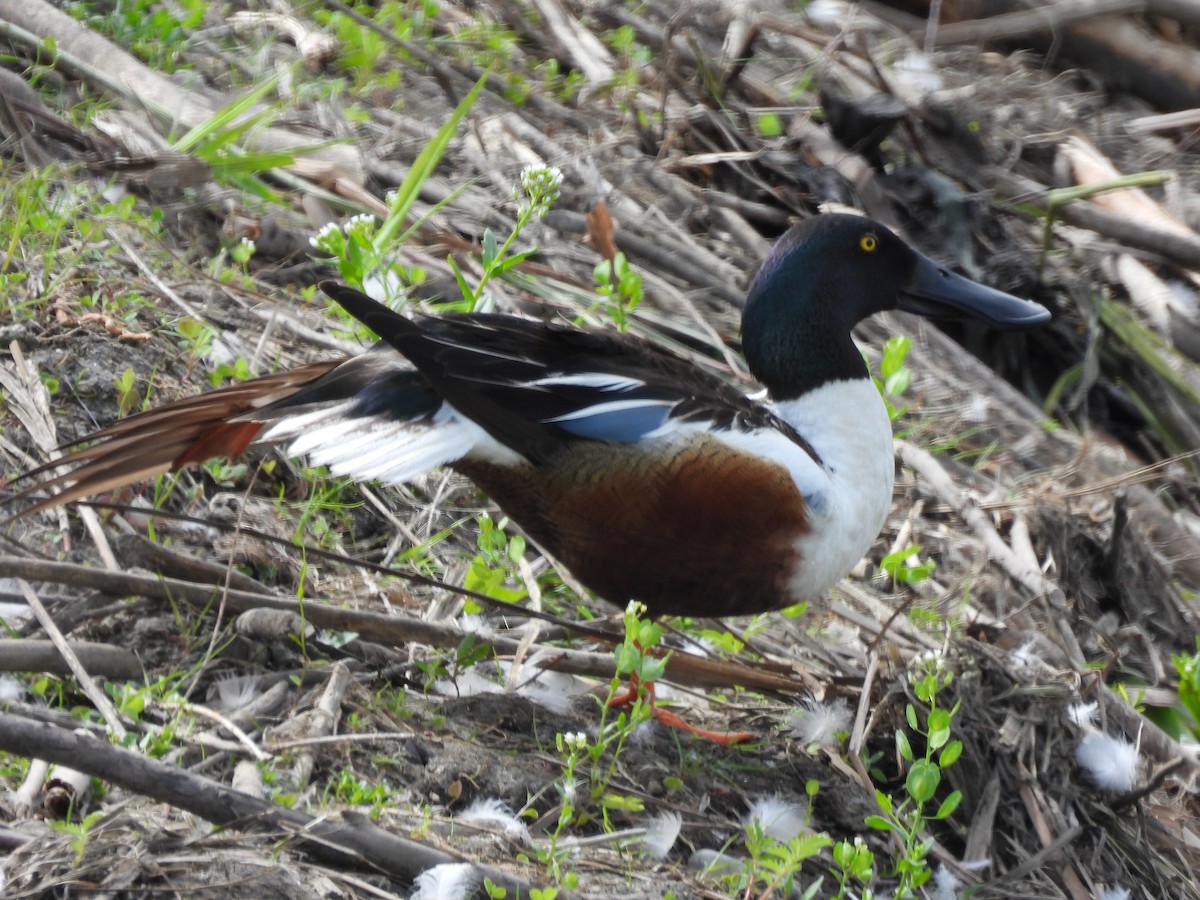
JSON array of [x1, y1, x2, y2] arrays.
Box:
[[13, 213, 1049, 738]]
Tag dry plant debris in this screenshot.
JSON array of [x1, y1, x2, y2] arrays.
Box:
[[1, 0, 1200, 897]]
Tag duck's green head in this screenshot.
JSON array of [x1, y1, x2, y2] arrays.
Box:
[[742, 213, 1049, 398]]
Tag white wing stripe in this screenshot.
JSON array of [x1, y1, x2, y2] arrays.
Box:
[[527, 373, 645, 391]]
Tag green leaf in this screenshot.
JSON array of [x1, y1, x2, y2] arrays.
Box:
[[873, 789, 893, 815], [905, 703, 919, 730], [896, 729, 913, 761], [447, 256, 474, 305], [756, 111, 784, 137], [884, 368, 910, 396], [934, 790, 962, 819], [481, 228, 499, 267], [507, 534, 526, 562], [928, 710, 951, 749], [939, 739, 963, 768], [881, 334, 912, 378], [864, 815, 893, 831], [495, 248, 536, 274], [905, 759, 941, 803], [600, 793, 644, 812], [794, 832, 834, 856], [1173, 645, 1200, 725]]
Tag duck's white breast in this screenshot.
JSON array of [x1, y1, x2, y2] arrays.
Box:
[[772, 378, 895, 601]]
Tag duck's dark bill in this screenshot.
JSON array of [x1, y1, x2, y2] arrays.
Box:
[[898, 253, 1050, 328]]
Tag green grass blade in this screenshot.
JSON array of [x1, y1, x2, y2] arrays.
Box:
[[172, 74, 281, 154]]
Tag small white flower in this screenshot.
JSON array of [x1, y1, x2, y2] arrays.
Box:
[[410, 862, 478, 900], [1075, 732, 1139, 792], [641, 810, 682, 860], [911, 649, 946, 672], [344, 213, 377, 241], [1096, 887, 1131, 900], [309, 221, 341, 249], [457, 797, 530, 847], [561, 731, 588, 751], [786, 696, 852, 746], [520, 163, 563, 195], [745, 794, 808, 842]]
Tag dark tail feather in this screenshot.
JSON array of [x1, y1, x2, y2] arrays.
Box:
[[320, 282, 420, 344]]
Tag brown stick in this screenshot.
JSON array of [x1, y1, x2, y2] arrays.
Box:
[[988, 168, 1200, 271], [924, 0, 1144, 46], [0, 556, 811, 695], [17, 579, 127, 738], [0, 639, 141, 680]]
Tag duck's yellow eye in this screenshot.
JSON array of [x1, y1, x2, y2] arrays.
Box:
[[860, 233, 878, 253]]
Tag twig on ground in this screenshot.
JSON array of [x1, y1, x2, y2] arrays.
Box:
[[17, 579, 128, 739]]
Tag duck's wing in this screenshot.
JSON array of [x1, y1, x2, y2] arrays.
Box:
[[321, 283, 819, 465]]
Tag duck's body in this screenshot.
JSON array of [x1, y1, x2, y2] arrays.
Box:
[[15, 214, 1048, 622]]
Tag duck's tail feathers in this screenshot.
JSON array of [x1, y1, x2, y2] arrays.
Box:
[[8, 360, 344, 518]]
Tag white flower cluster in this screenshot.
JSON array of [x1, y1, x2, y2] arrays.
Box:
[[910, 648, 946, 673], [308, 220, 342, 251], [560, 730, 588, 752], [517, 163, 563, 217], [343, 213, 377, 241], [308, 214, 378, 253]]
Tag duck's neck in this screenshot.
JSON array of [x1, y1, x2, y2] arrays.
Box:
[[741, 289, 868, 401]]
